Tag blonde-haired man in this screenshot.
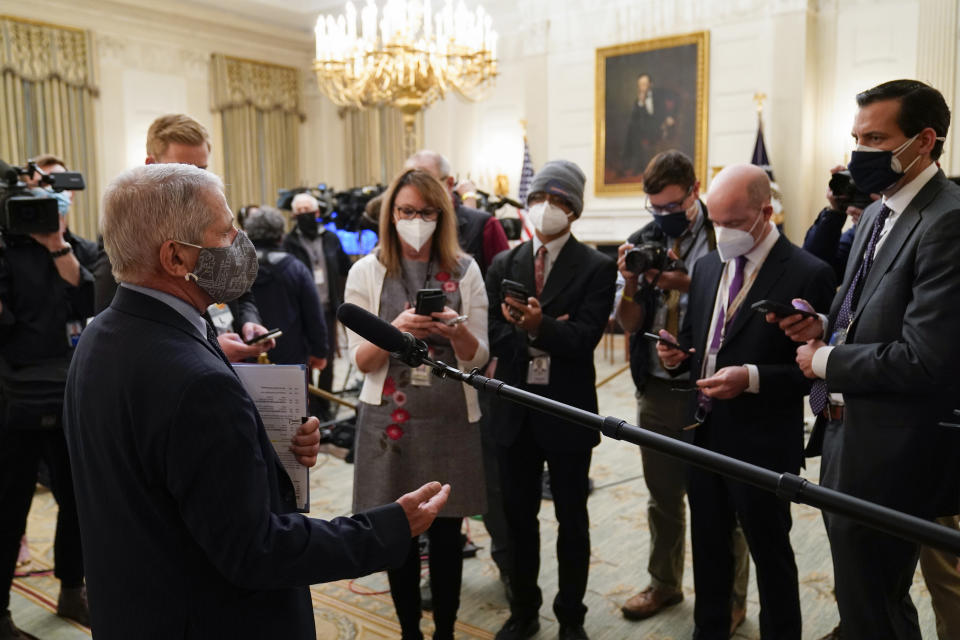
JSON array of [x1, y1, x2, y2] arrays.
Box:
[[145, 114, 211, 169]]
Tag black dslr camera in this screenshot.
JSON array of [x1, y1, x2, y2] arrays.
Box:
[[828, 170, 874, 211], [624, 242, 686, 274], [0, 159, 85, 235]]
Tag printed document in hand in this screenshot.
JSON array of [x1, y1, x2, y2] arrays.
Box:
[[233, 364, 310, 512]]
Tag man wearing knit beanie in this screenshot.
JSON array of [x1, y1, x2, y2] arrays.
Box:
[[485, 159, 617, 640]]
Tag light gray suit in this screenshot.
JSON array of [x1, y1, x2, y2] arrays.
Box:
[[818, 169, 960, 639]]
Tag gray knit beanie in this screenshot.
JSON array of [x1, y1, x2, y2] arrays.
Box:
[[527, 159, 586, 217]]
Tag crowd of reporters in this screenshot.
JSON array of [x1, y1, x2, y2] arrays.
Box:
[[2, 77, 959, 640]]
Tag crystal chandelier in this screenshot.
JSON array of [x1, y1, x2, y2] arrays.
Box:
[[313, 0, 498, 154]]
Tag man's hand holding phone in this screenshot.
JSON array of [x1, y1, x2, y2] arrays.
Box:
[[761, 298, 824, 343], [656, 329, 694, 368]]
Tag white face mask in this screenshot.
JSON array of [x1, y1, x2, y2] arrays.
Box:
[[715, 209, 765, 262], [528, 201, 571, 235], [395, 218, 436, 251]]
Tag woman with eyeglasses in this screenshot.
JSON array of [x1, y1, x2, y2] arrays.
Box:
[[343, 168, 489, 640]]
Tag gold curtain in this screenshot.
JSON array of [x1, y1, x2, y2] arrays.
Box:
[[344, 106, 422, 187], [211, 54, 302, 211], [0, 16, 99, 241]]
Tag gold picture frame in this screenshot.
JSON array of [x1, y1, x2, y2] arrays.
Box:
[[595, 31, 710, 195]]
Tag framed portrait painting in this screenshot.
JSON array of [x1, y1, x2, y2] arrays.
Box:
[[595, 31, 709, 195]]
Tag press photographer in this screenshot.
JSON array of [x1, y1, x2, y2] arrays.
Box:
[[0, 155, 97, 633], [614, 150, 750, 627], [801, 164, 879, 280]]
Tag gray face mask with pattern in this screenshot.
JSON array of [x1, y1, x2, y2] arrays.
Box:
[[176, 229, 258, 303]]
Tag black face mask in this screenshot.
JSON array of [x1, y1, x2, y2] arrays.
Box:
[[296, 213, 319, 239]]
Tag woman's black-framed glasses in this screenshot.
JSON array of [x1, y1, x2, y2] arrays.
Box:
[[395, 205, 441, 221]]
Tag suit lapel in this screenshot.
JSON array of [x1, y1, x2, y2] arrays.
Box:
[[112, 287, 222, 362], [849, 175, 944, 327], [539, 237, 583, 309], [722, 235, 789, 346], [695, 254, 724, 357]]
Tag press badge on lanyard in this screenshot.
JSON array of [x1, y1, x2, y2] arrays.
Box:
[[313, 268, 325, 286], [207, 303, 234, 335], [527, 355, 551, 385]]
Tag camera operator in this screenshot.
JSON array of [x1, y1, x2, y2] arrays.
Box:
[[614, 150, 749, 629], [0, 155, 98, 634], [801, 165, 879, 281]]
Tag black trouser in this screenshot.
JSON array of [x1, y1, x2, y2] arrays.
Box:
[[0, 427, 84, 609], [310, 308, 338, 419], [498, 425, 592, 627], [388, 517, 463, 640], [687, 465, 801, 640]]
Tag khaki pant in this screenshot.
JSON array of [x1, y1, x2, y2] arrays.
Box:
[[920, 515, 960, 640], [637, 377, 750, 605]]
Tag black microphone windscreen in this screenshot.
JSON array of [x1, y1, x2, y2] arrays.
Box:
[[337, 302, 408, 353]]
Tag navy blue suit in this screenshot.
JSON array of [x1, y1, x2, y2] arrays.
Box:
[[64, 287, 409, 639]]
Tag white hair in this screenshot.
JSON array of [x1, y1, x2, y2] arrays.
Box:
[[101, 164, 223, 283], [291, 193, 319, 212], [405, 149, 451, 179]]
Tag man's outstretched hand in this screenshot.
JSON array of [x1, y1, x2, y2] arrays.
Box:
[[396, 482, 451, 537]]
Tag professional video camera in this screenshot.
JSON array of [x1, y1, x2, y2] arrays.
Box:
[[828, 170, 874, 211], [624, 242, 686, 274], [0, 159, 85, 235], [278, 183, 386, 232], [276, 184, 336, 218]]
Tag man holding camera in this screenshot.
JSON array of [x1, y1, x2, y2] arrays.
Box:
[[485, 160, 616, 640], [615, 150, 749, 629], [0, 155, 99, 636]]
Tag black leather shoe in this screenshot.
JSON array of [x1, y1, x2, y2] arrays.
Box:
[[0, 611, 40, 640], [57, 586, 90, 626], [495, 616, 540, 640], [558, 624, 589, 640]]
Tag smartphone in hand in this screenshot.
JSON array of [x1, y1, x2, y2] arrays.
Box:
[[244, 328, 282, 345], [642, 331, 682, 351], [750, 299, 819, 321]]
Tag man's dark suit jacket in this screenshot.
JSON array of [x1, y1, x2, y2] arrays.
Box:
[[63, 287, 409, 639], [818, 170, 960, 518], [282, 227, 353, 311], [485, 237, 617, 452], [802, 207, 856, 281], [677, 235, 835, 472]]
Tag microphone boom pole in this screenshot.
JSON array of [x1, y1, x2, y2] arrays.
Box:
[[423, 357, 960, 556]]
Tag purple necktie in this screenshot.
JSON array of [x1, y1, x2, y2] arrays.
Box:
[[809, 205, 892, 416], [699, 255, 747, 418]]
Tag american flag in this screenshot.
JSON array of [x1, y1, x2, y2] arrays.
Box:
[[518, 136, 536, 241], [751, 113, 785, 226]]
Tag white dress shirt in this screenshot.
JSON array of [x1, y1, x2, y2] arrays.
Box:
[[702, 222, 780, 393], [531, 231, 572, 285]]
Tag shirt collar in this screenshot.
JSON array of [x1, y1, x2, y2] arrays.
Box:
[[742, 221, 780, 268], [120, 282, 207, 338], [883, 162, 938, 215], [532, 230, 571, 257]]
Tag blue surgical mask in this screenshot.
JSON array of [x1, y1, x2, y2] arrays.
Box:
[[51, 191, 71, 216]]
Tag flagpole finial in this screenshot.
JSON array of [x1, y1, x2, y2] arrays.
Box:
[[753, 92, 767, 115], [520, 119, 528, 134]]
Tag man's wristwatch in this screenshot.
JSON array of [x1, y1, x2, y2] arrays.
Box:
[[49, 245, 73, 258]]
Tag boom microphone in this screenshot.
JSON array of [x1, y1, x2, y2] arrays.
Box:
[[336, 302, 429, 367]]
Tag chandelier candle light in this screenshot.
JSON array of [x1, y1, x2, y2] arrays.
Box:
[[314, 0, 498, 156]]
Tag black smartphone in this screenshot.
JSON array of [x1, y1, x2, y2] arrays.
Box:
[[750, 299, 819, 320], [642, 331, 682, 351], [415, 288, 446, 316], [501, 279, 529, 321], [244, 328, 282, 345]]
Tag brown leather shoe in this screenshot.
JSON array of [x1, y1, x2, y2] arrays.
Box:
[[729, 605, 746, 636], [621, 586, 684, 620]]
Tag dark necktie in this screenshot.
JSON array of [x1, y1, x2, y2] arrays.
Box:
[[698, 255, 747, 418], [205, 320, 233, 368], [809, 204, 892, 415], [534, 245, 548, 297]]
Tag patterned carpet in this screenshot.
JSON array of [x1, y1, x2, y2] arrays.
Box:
[[10, 334, 938, 638]]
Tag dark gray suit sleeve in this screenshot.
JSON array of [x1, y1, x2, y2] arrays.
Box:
[[164, 370, 410, 589], [827, 210, 960, 393]]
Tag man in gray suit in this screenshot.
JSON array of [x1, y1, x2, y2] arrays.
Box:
[[776, 79, 960, 640]]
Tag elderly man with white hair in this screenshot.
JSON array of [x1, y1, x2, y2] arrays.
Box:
[[63, 163, 450, 639], [283, 192, 352, 419]]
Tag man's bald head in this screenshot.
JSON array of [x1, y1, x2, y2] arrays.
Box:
[[707, 164, 771, 212]]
